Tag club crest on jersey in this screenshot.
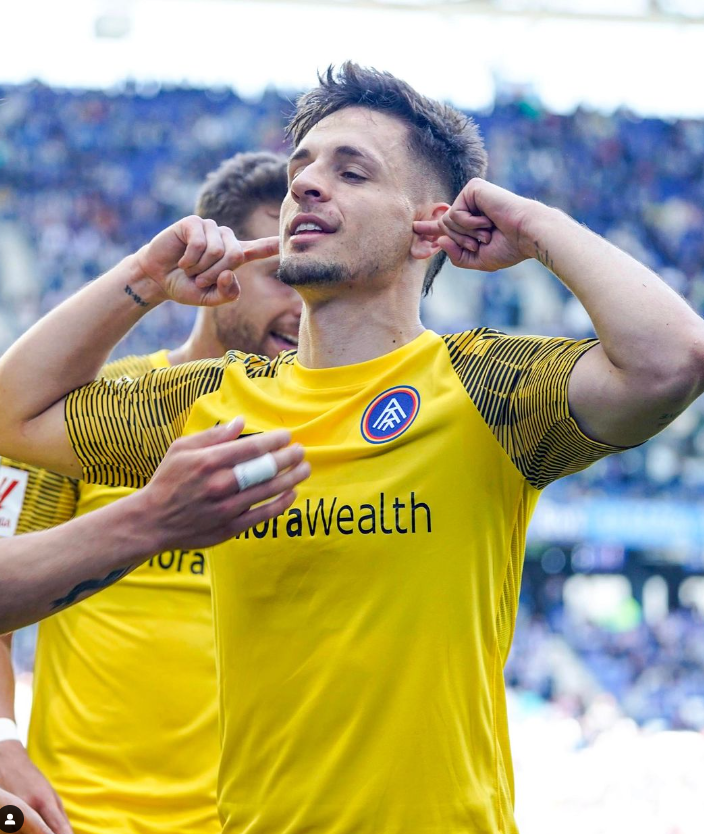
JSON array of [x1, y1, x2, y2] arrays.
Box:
[[361, 386, 420, 444]]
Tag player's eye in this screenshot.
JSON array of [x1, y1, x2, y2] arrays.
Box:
[[342, 171, 365, 182]]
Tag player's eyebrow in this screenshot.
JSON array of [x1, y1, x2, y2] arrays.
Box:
[[288, 145, 382, 172], [333, 145, 381, 170]]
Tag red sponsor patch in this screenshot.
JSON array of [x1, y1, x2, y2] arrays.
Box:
[[0, 467, 29, 538]]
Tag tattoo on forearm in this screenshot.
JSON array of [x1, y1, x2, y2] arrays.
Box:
[[50, 566, 132, 610], [534, 242, 555, 273], [124, 284, 149, 307], [657, 411, 683, 428]]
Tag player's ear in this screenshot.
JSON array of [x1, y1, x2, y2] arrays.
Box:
[[410, 203, 449, 261]]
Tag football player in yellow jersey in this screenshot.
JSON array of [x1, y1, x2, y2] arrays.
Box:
[[2, 63, 704, 834], [0, 152, 301, 834]]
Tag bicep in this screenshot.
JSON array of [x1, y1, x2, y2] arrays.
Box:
[[8, 400, 82, 480], [568, 344, 680, 447]]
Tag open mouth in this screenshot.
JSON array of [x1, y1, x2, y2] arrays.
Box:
[[292, 223, 328, 238], [289, 216, 336, 240], [270, 331, 299, 351]]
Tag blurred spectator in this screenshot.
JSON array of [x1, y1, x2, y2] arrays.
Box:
[[506, 601, 704, 732]]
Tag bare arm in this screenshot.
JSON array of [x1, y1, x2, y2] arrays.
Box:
[[521, 206, 704, 445], [415, 179, 704, 446], [0, 636, 13, 724], [0, 217, 277, 476], [0, 420, 308, 633]]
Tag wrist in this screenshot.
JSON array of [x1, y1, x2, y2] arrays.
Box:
[[517, 201, 566, 262], [0, 719, 21, 745], [122, 252, 168, 307], [90, 492, 164, 569], [112, 490, 169, 559]]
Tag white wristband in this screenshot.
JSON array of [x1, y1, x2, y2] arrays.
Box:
[[0, 718, 20, 743], [233, 453, 278, 491]]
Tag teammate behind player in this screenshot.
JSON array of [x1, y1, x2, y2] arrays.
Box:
[[2, 64, 704, 833], [0, 152, 301, 834]]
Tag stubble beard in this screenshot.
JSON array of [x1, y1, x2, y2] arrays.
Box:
[[277, 257, 354, 287], [213, 309, 264, 357]]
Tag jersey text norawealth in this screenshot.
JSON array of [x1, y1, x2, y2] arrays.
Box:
[[236, 491, 432, 540]]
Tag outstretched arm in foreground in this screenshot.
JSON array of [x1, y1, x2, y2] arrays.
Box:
[[0, 419, 308, 634], [0, 217, 278, 476], [414, 179, 704, 447]]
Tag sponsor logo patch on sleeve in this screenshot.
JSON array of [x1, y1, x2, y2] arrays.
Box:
[[0, 466, 30, 537]]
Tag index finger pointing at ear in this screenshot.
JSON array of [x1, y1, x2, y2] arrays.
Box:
[[242, 236, 280, 263], [413, 220, 441, 237]]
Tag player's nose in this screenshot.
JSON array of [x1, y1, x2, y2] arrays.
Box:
[[290, 164, 331, 204]]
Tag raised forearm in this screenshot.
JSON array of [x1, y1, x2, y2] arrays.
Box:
[[0, 492, 158, 634], [525, 205, 704, 384], [0, 217, 252, 474], [0, 256, 161, 427], [418, 178, 704, 445]]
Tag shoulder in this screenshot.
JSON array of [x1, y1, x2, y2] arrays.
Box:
[[227, 348, 297, 380], [100, 349, 298, 385], [441, 327, 504, 358], [100, 353, 162, 381], [441, 328, 599, 408], [441, 328, 596, 367]]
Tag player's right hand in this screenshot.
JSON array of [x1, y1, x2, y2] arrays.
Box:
[[142, 417, 310, 552], [134, 216, 279, 307], [0, 744, 72, 833], [413, 178, 538, 273]]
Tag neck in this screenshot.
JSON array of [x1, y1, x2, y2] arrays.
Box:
[[296, 285, 425, 369], [167, 310, 225, 366]]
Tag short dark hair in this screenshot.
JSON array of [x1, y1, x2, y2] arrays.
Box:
[[287, 63, 488, 293], [196, 151, 288, 239]]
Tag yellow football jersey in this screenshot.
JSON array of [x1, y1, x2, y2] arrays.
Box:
[[65, 329, 621, 834], [5, 352, 220, 834]]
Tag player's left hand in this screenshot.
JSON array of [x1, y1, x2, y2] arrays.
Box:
[[413, 178, 540, 273]]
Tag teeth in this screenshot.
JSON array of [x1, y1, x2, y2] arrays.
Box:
[[294, 222, 324, 234], [273, 332, 299, 346]]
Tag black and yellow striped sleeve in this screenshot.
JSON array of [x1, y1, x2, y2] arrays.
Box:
[[101, 353, 161, 383], [443, 328, 624, 489], [65, 355, 232, 489], [0, 457, 79, 534]]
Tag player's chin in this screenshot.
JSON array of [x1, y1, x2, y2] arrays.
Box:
[[278, 255, 351, 289]]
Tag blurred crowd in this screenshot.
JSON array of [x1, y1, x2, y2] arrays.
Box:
[[2, 81, 704, 497], [506, 600, 704, 732]]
